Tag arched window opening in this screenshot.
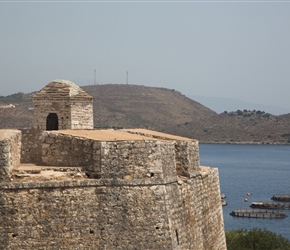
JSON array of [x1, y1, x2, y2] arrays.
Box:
[[46, 113, 59, 130]]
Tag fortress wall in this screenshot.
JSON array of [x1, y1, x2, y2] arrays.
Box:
[[41, 132, 100, 178], [122, 130, 200, 177], [160, 141, 178, 179], [40, 133, 181, 180], [0, 130, 21, 182], [175, 140, 200, 177], [0, 180, 173, 250], [21, 131, 201, 181], [160, 167, 226, 249], [21, 129, 43, 164], [100, 140, 177, 180], [0, 167, 226, 250], [1, 129, 226, 249], [179, 168, 226, 249], [70, 101, 94, 129]]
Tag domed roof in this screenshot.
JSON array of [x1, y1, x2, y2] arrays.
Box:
[[33, 79, 93, 99]]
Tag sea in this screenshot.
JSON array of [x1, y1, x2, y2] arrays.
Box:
[[199, 144, 290, 240]]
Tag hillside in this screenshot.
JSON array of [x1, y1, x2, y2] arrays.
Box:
[[169, 110, 290, 144], [0, 84, 290, 144], [82, 84, 216, 130]]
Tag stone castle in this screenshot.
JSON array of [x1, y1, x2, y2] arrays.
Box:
[[0, 80, 226, 249]]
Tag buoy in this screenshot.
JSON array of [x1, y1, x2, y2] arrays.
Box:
[[244, 198, 248, 202], [247, 192, 251, 196]]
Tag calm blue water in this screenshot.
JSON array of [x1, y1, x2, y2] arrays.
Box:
[[199, 144, 290, 240]]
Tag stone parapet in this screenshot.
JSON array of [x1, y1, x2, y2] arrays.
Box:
[[41, 131, 100, 178], [100, 140, 177, 180], [21, 129, 43, 164], [0, 130, 21, 182], [122, 129, 200, 176], [175, 140, 200, 177], [39, 131, 200, 180]]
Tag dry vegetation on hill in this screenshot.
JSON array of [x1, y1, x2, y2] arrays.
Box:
[[1, 84, 290, 144], [82, 84, 215, 131]]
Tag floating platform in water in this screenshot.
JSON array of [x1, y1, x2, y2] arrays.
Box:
[[230, 209, 287, 219], [221, 193, 227, 206], [272, 194, 290, 202], [250, 201, 290, 209]]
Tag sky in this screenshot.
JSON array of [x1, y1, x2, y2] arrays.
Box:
[[1, 0, 290, 114]]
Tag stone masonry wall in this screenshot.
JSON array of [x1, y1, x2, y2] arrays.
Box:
[[123, 130, 200, 177], [41, 132, 100, 178], [0, 130, 21, 182], [41, 133, 177, 180], [70, 101, 94, 129], [39, 132, 200, 180], [175, 140, 200, 177], [33, 99, 72, 130], [33, 99, 93, 130], [178, 168, 226, 249], [0, 180, 173, 250], [42, 132, 198, 182], [0, 167, 226, 250], [100, 140, 177, 180], [0, 129, 226, 249], [21, 129, 43, 165]]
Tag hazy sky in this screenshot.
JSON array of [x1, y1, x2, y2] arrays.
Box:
[[1, 1, 290, 113]]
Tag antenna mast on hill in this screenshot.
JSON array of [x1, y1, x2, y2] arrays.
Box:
[[94, 69, 96, 85], [126, 71, 128, 84]]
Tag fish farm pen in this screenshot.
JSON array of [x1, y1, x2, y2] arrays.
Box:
[[250, 202, 290, 209], [230, 209, 287, 219], [272, 194, 290, 202]]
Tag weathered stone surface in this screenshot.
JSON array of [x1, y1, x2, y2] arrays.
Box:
[[0, 167, 225, 250], [32, 80, 93, 130], [0, 128, 226, 249], [0, 130, 21, 182], [20, 129, 43, 164]]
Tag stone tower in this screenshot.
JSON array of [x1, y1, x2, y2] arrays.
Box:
[[32, 79, 93, 130]]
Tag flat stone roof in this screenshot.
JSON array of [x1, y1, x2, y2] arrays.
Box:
[[122, 129, 195, 141], [55, 129, 195, 142], [55, 129, 158, 141]]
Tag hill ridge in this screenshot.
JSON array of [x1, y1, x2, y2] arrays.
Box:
[[0, 84, 289, 144]]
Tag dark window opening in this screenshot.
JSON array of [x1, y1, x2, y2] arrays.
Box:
[[46, 113, 59, 130]]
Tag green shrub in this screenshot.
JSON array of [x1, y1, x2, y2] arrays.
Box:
[[226, 228, 290, 250], [0, 92, 26, 103], [237, 110, 244, 116]]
